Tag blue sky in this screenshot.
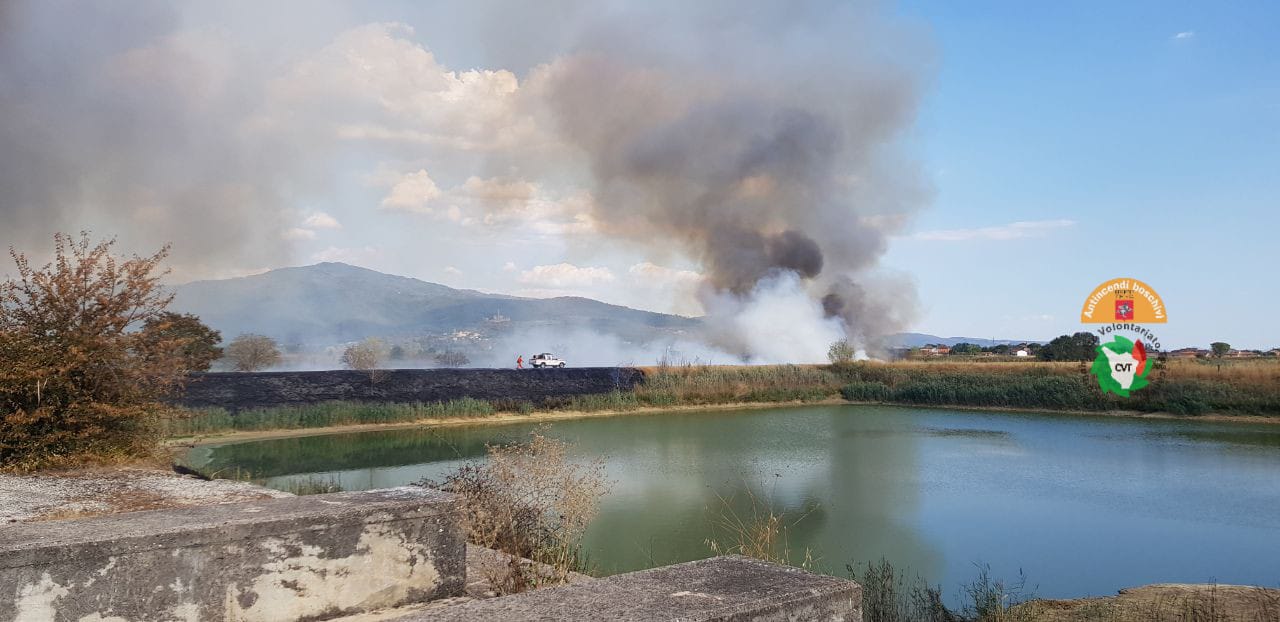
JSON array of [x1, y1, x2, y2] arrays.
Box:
[[4, 1, 1276, 350], [885, 1, 1279, 347]]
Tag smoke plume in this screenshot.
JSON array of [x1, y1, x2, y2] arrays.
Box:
[[542, 2, 931, 358], [0, 1, 314, 279]]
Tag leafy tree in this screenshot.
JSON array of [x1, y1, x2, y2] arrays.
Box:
[[342, 338, 385, 371], [1210, 342, 1231, 358], [1039, 332, 1099, 361], [1, 233, 183, 470], [827, 339, 856, 365], [224, 334, 281, 371], [949, 342, 982, 355], [389, 345, 406, 361], [140, 312, 222, 372], [435, 350, 470, 367]]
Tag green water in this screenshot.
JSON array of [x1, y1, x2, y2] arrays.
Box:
[[189, 405, 1280, 599]]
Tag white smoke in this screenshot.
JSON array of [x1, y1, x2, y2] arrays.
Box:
[[702, 273, 847, 364]]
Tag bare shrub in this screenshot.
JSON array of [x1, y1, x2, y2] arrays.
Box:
[[224, 334, 281, 371], [419, 427, 608, 594], [828, 339, 856, 365], [434, 349, 470, 367], [704, 481, 815, 569], [341, 338, 385, 371], [342, 337, 388, 382]]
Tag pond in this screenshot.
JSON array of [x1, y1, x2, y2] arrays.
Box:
[[188, 405, 1280, 600]]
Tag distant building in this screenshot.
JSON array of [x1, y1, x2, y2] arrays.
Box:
[[1013, 348, 1030, 357]]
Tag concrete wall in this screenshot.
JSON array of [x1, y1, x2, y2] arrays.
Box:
[[418, 555, 862, 621], [176, 367, 644, 411], [0, 488, 464, 622]]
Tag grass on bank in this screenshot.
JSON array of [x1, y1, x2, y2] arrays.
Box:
[[159, 359, 1280, 438]]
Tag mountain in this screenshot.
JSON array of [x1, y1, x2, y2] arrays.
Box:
[[170, 262, 1039, 357], [171, 262, 701, 347]]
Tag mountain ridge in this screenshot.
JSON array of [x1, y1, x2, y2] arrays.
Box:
[[171, 262, 701, 348], [171, 262, 1043, 353]]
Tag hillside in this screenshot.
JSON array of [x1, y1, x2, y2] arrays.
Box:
[[171, 263, 701, 349], [170, 263, 1040, 363]]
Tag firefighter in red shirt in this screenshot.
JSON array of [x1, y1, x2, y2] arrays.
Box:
[[516, 355, 523, 369]]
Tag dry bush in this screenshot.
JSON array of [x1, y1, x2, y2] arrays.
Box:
[[1, 233, 186, 471], [705, 482, 815, 570], [224, 334, 281, 371], [420, 427, 609, 594], [341, 338, 385, 371]]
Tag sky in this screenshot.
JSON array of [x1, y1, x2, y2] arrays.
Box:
[[2, 1, 1276, 350]]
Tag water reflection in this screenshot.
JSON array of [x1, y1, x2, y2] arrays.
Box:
[[193, 405, 1280, 599]]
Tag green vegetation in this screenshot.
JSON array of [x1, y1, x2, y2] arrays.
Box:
[[1038, 332, 1100, 362], [141, 312, 223, 373], [834, 361, 1280, 416], [160, 397, 496, 436]]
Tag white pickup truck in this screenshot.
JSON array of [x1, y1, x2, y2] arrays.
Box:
[[529, 353, 566, 368]]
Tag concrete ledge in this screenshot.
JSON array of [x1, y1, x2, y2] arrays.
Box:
[[0, 488, 465, 622], [410, 555, 861, 621]]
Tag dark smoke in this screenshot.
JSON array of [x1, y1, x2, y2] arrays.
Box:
[[544, 2, 932, 356]]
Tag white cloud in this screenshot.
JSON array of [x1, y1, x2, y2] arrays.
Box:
[[911, 219, 1076, 242], [444, 265, 463, 275], [381, 169, 442, 213], [519, 263, 616, 288], [282, 227, 317, 241], [264, 22, 548, 152], [1173, 31, 1195, 40], [302, 212, 342, 229], [376, 169, 595, 235], [628, 262, 702, 285], [502, 261, 517, 271]]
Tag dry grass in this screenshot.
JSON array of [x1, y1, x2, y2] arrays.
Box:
[[637, 362, 843, 406], [419, 427, 609, 594], [1160, 359, 1280, 386], [704, 481, 816, 570], [1021, 583, 1280, 621]]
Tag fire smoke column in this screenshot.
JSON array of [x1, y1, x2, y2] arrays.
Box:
[[542, 1, 932, 360]]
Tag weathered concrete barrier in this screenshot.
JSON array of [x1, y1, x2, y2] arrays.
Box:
[[177, 367, 644, 411], [0, 488, 464, 622], [416, 555, 862, 621]]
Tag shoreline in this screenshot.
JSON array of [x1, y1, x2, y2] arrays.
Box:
[[169, 399, 1280, 448]]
